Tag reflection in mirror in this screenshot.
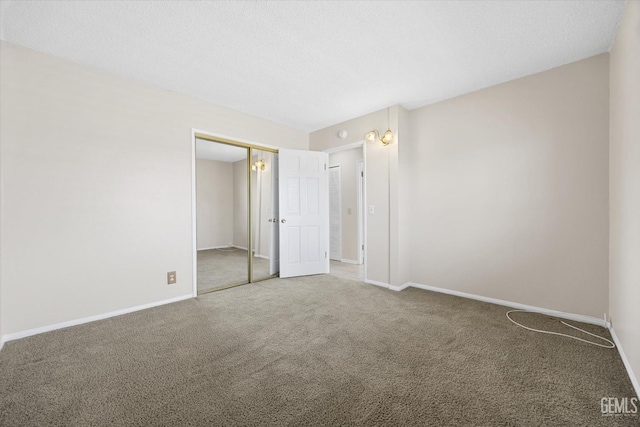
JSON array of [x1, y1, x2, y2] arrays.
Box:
[[251, 149, 279, 281], [195, 139, 249, 293]]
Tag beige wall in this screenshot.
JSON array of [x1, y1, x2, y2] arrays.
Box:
[[310, 107, 400, 284], [233, 159, 248, 248], [609, 0, 640, 391], [0, 138, 3, 347], [0, 41, 308, 336], [329, 147, 363, 262], [195, 159, 234, 250], [404, 54, 610, 317]]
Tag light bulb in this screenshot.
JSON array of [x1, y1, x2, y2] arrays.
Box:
[[381, 129, 393, 145], [365, 131, 377, 143]]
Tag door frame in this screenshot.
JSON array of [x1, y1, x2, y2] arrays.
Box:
[[191, 128, 279, 297], [323, 141, 367, 282], [356, 159, 364, 265]]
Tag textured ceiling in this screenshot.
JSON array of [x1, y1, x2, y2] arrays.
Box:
[[0, 0, 625, 131]]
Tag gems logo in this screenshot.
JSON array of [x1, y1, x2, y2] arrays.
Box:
[[601, 397, 638, 416]]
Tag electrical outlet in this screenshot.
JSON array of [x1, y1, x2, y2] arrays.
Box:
[[167, 271, 177, 284]]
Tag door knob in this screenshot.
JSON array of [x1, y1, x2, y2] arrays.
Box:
[[268, 219, 272, 222], [281, 219, 286, 223]]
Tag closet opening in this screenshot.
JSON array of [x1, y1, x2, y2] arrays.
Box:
[[192, 133, 279, 295]]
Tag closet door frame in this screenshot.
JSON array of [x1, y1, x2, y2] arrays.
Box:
[[191, 129, 279, 297]]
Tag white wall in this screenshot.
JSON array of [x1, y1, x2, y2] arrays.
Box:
[[195, 159, 234, 250], [0, 41, 308, 337], [405, 54, 610, 318], [609, 0, 640, 392], [329, 147, 363, 262]]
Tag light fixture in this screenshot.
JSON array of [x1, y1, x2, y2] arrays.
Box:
[[365, 129, 393, 146], [252, 160, 265, 171], [365, 107, 394, 146]]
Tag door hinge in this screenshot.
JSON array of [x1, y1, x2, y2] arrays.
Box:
[[325, 251, 327, 258], [361, 171, 364, 177], [324, 163, 327, 170], [362, 244, 364, 250]]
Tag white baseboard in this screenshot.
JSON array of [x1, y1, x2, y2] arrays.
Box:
[[0, 335, 4, 351], [0, 294, 193, 346], [232, 245, 248, 251], [340, 258, 361, 265], [388, 283, 410, 292], [609, 327, 640, 398], [365, 279, 390, 289], [255, 254, 269, 260], [394, 282, 608, 328]]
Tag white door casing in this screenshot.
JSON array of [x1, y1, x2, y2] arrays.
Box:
[[357, 160, 364, 265], [278, 149, 329, 278]]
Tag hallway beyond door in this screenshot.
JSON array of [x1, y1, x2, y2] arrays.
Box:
[[329, 260, 364, 282]]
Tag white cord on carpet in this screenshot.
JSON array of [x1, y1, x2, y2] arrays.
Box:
[[506, 310, 615, 349]]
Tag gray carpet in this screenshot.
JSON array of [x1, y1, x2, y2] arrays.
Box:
[[0, 276, 637, 426], [197, 248, 271, 293]]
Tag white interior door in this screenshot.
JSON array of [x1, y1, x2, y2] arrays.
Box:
[[279, 149, 329, 278], [269, 154, 280, 275], [329, 166, 342, 261]]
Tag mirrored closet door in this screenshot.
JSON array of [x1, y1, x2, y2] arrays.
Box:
[[250, 149, 279, 282], [195, 136, 279, 294], [195, 139, 249, 293]]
